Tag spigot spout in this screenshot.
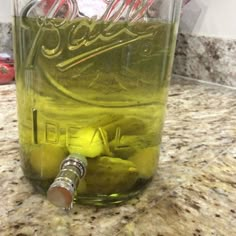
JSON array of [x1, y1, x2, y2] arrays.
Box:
[[47, 153, 87, 209]]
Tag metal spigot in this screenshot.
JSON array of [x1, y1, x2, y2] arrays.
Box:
[[47, 153, 87, 210]]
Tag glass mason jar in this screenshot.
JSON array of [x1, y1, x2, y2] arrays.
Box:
[[12, 0, 182, 209]]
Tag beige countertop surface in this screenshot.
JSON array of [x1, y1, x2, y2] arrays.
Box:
[[0, 77, 236, 236]]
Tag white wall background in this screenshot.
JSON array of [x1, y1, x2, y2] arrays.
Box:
[[180, 0, 236, 39], [0, 0, 11, 22], [1, 0, 236, 39]]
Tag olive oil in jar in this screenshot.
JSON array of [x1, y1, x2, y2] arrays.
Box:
[[14, 16, 176, 205]]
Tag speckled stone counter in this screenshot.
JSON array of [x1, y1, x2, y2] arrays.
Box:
[[0, 23, 13, 53], [173, 34, 236, 87], [0, 77, 236, 236]]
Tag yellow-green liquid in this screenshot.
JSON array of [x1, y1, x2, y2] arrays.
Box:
[[14, 16, 176, 205]]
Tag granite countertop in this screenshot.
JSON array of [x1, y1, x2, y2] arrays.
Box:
[[0, 77, 235, 236]]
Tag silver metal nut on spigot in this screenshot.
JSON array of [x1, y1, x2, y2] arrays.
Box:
[[60, 154, 87, 178]]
